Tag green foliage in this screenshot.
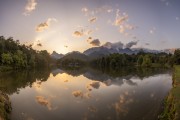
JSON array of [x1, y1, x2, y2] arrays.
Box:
[[13, 50, 27, 68], [137, 55, 143, 66], [0, 36, 51, 69], [91, 52, 175, 69], [160, 65, 180, 120], [1, 53, 13, 65], [142, 55, 152, 67]]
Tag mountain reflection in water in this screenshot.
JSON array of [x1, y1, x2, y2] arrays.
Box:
[[0, 67, 172, 120]]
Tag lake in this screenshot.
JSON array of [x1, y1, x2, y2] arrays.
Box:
[[0, 67, 172, 120]]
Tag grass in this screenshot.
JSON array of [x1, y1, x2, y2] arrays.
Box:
[[159, 65, 180, 120]]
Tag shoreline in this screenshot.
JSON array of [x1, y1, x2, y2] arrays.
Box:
[[159, 65, 180, 120], [0, 91, 11, 120]]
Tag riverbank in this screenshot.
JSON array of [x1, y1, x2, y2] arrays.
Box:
[[0, 91, 11, 120], [0, 66, 13, 72], [160, 65, 180, 120]]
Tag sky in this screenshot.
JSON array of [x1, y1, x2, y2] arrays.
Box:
[[0, 0, 180, 54]]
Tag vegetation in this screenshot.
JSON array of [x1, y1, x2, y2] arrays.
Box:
[[0, 91, 11, 120], [159, 65, 180, 120], [91, 50, 180, 70], [57, 58, 86, 68], [0, 36, 51, 70]]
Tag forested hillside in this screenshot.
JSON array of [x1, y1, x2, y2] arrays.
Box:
[[0, 36, 51, 70]]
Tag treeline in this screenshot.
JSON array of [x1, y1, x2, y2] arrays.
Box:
[[91, 50, 180, 70], [57, 59, 86, 68], [0, 36, 51, 69]]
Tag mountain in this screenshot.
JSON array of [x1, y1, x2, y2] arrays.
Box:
[[54, 47, 178, 61], [60, 51, 89, 61], [51, 51, 64, 59], [83, 46, 138, 59]]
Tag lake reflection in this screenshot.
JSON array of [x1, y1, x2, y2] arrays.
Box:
[[0, 67, 172, 120]]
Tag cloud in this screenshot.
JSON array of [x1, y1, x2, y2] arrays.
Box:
[[86, 81, 101, 90], [82, 5, 113, 17], [107, 9, 113, 13], [103, 41, 124, 49], [119, 26, 125, 33], [36, 18, 57, 32], [64, 45, 68, 48], [176, 17, 179, 21], [103, 79, 112, 86], [73, 28, 92, 38], [114, 9, 128, 26], [73, 31, 84, 37], [72, 90, 84, 98], [103, 41, 138, 49], [125, 41, 138, 48], [88, 106, 98, 113], [149, 30, 154, 34], [82, 7, 88, 12], [145, 43, 150, 46], [115, 16, 128, 26], [36, 96, 52, 110], [88, 17, 97, 23], [89, 39, 101, 46], [86, 37, 92, 42], [37, 43, 42, 47], [160, 0, 170, 6], [84, 30, 93, 36], [24, 0, 37, 16], [72, 90, 91, 99]]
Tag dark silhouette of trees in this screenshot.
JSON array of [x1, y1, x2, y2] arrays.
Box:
[[91, 51, 178, 69], [174, 49, 180, 64]]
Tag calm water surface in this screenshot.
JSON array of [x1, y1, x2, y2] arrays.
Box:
[[0, 67, 172, 120]]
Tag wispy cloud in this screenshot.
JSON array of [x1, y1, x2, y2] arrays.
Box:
[[23, 0, 37, 16], [36, 18, 57, 32], [176, 17, 179, 21], [145, 43, 150, 46], [82, 7, 88, 13], [114, 10, 128, 26], [149, 27, 156, 34], [88, 17, 97, 23], [113, 9, 137, 39]]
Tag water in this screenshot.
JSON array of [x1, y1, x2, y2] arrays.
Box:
[[0, 67, 172, 120]]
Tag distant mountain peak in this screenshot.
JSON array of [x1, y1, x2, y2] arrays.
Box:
[[51, 51, 64, 59]]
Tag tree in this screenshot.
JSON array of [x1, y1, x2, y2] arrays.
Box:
[[137, 55, 143, 66], [174, 49, 180, 65], [142, 55, 152, 67], [13, 50, 27, 68], [1, 53, 13, 65]]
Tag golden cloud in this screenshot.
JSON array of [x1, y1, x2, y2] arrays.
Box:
[[72, 90, 91, 99], [36, 96, 52, 110], [36, 18, 57, 32], [72, 90, 84, 98], [73, 31, 84, 37]]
